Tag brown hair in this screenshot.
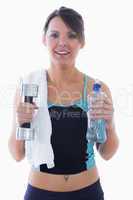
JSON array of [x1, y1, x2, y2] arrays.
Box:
[[43, 6, 85, 42]]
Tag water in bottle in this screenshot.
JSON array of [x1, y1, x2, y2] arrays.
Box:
[[87, 80, 107, 143]]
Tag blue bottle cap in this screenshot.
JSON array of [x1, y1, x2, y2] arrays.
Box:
[[93, 82, 101, 92]]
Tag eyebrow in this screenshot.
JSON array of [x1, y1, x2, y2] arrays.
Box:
[[49, 30, 58, 32], [49, 30, 77, 34]]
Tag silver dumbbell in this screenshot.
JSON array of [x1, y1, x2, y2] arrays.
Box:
[[16, 84, 39, 140]]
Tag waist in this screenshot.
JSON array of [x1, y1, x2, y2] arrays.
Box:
[[39, 161, 89, 174], [28, 166, 99, 192]]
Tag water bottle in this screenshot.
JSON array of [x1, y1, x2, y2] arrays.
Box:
[[87, 80, 107, 143]]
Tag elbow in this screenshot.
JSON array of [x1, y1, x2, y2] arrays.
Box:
[[102, 140, 120, 161], [99, 138, 120, 161], [14, 154, 25, 162], [101, 154, 114, 161], [10, 149, 25, 162], [8, 139, 25, 162]]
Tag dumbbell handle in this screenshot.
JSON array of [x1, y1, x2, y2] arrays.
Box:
[[20, 96, 33, 128]]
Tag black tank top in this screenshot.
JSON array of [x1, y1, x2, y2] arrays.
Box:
[[39, 74, 95, 174]]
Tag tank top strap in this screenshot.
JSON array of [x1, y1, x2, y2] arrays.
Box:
[[82, 74, 89, 111]]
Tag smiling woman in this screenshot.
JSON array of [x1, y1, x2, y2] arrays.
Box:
[[8, 6, 119, 200], [42, 7, 85, 71]]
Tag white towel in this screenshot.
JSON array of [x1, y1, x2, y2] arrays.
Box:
[[19, 68, 55, 168]]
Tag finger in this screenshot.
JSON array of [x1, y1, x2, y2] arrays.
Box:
[[24, 102, 38, 109], [103, 96, 112, 105], [90, 109, 114, 115], [90, 100, 114, 111], [17, 112, 34, 119], [17, 118, 33, 124], [103, 104, 114, 112], [32, 102, 39, 109], [17, 107, 34, 114], [16, 103, 32, 112], [18, 119, 32, 124], [90, 100, 104, 108], [17, 119, 33, 125], [90, 114, 113, 120], [19, 102, 38, 109], [17, 102, 37, 113]]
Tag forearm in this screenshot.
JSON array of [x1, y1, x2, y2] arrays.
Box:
[[97, 124, 119, 160], [8, 130, 25, 161]]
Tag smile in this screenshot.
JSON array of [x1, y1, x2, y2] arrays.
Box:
[[54, 50, 71, 56]]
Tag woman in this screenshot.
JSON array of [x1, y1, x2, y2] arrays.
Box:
[[8, 6, 119, 200]]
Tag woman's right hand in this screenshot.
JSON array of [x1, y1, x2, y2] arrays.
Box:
[[16, 102, 38, 126]]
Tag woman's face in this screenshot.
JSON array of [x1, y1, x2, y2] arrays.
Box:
[[43, 17, 84, 68]]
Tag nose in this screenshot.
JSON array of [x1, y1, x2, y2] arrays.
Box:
[[58, 36, 68, 46]]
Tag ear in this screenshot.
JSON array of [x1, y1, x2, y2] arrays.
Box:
[[80, 39, 85, 49], [42, 35, 47, 46]]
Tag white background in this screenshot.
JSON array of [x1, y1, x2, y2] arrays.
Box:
[[0, 0, 133, 199]]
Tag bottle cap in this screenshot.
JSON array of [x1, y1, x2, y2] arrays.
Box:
[[93, 80, 101, 92]]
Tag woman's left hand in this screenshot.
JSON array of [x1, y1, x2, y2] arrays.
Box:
[[89, 93, 114, 129]]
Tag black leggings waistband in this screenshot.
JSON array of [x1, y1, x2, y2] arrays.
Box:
[[24, 179, 104, 200]]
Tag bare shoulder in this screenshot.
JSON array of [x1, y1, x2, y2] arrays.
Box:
[[86, 75, 95, 94], [86, 75, 113, 102], [101, 80, 113, 102]]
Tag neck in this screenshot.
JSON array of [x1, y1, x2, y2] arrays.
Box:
[[47, 64, 79, 86]]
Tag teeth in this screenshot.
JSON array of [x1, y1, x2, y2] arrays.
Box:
[[55, 51, 70, 55], [58, 52, 67, 54]]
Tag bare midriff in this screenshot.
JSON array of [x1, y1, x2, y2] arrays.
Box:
[[28, 166, 99, 192]]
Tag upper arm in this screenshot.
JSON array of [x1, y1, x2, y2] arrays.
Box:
[[101, 81, 113, 104], [11, 86, 22, 134], [8, 85, 25, 161]]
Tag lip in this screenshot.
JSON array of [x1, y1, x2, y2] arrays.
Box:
[[55, 52, 70, 56], [54, 49, 71, 55]]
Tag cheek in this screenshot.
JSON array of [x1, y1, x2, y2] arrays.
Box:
[[47, 41, 56, 52], [70, 41, 81, 51], [72, 46, 80, 55], [45, 37, 56, 48]]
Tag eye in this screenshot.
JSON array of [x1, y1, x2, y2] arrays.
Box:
[[68, 32, 78, 39], [49, 32, 59, 38]]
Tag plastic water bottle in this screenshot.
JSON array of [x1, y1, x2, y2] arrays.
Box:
[[87, 80, 107, 143]]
